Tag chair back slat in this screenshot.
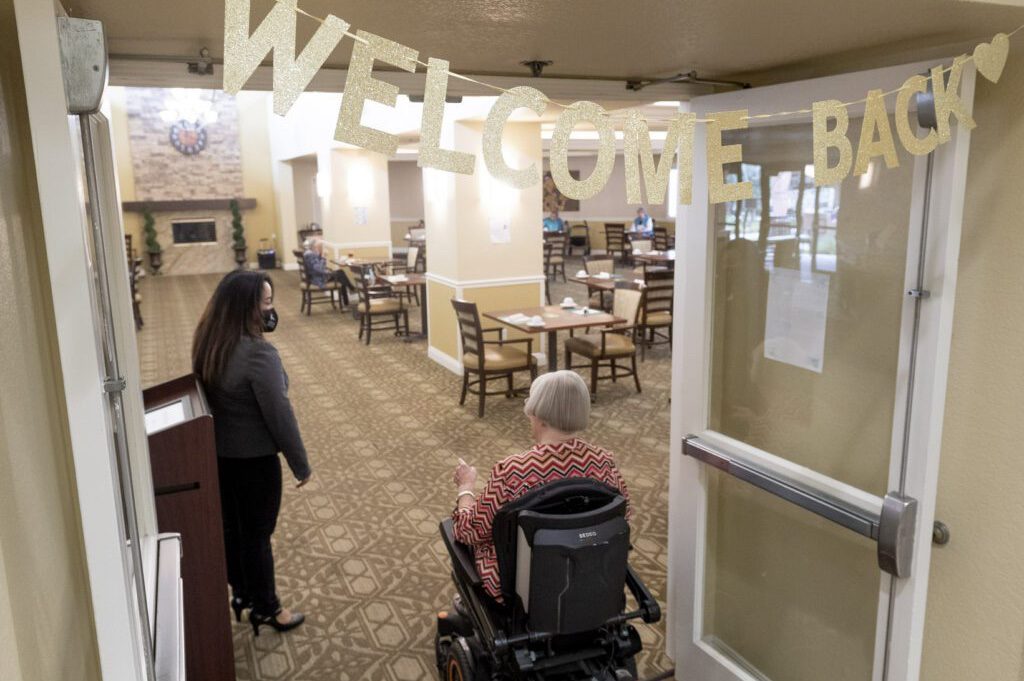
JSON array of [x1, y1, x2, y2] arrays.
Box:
[[631, 239, 653, 254], [407, 245, 420, 270], [452, 299, 484, 358]]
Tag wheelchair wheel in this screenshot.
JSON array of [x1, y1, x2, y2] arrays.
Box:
[[443, 636, 478, 681]]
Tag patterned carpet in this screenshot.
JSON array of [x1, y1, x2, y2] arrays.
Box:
[[135, 260, 672, 681]]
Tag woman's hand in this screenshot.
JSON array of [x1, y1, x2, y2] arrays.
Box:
[[453, 458, 477, 492], [296, 473, 313, 488]]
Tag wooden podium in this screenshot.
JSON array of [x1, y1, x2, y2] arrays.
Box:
[[144, 374, 235, 681]]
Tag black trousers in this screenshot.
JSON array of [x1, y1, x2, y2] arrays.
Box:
[[217, 455, 283, 616]]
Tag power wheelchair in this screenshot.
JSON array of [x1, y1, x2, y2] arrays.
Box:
[[436, 478, 661, 681]]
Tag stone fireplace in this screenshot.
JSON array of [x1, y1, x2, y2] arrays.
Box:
[[122, 87, 257, 276]]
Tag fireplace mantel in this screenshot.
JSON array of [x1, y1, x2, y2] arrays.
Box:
[[122, 198, 257, 212]]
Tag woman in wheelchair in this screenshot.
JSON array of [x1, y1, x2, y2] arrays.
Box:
[[451, 370, 632, 603], [439, 371, 658, 680]]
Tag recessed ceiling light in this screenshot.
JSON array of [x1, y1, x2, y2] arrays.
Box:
[[652, 100, 682, 107]]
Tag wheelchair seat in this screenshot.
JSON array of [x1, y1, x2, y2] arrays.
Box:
[[436, 478, 660, 680]]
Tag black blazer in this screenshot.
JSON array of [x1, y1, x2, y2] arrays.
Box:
[[205, 336, 311, 480]]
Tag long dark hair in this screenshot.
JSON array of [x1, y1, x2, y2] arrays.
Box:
[[192, 270, 272, 386]]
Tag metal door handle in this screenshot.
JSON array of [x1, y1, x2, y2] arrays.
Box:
[[683, 436, 918, 577]]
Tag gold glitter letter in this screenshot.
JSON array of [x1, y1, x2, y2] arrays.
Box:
[[624, 110, 696, 206], [418, 58, 475, 175], [931, 56, 977, 144], [223, 0, 348, 116], [551, 101, 615, 200], [854, 89, 900, 175], [482, 86, 546, 189], [335, 31, 418, 156], [812, 100, 853, 186], [894, 75, 938, 156], [706, 110, 753, 204]]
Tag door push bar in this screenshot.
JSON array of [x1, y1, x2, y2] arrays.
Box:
[[683, 436, 918, 578]]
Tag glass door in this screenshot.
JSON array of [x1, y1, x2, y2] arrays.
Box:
[[668, 61, 976, 681]]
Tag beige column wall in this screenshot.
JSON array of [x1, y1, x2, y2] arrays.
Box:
[[235, 91, 282, 264], [425, 120, 544, 367], [920, 54, 1024, 681], [320, 148, 392, 260], [0, 1, 102, 677]]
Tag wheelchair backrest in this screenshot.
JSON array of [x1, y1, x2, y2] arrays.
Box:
[[492, 478, 630, 636]]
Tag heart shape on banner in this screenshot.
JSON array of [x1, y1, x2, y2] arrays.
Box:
[[974, 33, 1010, 83]]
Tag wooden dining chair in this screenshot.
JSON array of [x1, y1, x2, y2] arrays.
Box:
[[564, 283, 644, 397], [604, 223, 628, 261], [583, 255, 616, 310], [652, 226, 670, 251], [352, 264, 408, 344], [640, 268, 673, 360], [388, 246, 421, 306], [545, 233, 568, 283], [296, 254, 342, 315], [568, 222, 591, 256], [543, 242, 554, 305], [452, 299, 537, 417]]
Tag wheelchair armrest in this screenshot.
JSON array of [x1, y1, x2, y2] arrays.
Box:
[[439, 518, 482, 588], [625, 564, 661, 624]]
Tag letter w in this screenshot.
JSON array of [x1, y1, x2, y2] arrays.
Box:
[[223, 0, 348, 116]]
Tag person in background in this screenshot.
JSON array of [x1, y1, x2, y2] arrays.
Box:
[[192, 271, 312, 636], [303, 236, 352, 306], [632, 206, 654, 238], [451, 370, 632, 601], [543, 209, 565, 233]]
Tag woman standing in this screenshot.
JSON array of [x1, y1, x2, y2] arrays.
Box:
[[192, 270, 311, 635]]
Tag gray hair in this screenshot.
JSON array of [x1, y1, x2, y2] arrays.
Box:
[[523, 370, 590, 433]]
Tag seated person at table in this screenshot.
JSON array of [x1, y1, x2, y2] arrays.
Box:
[[303, 237, 352, 306], [632, 206, 654, 238], [542, 209, 564, 233], [450, 370, 632, 601]]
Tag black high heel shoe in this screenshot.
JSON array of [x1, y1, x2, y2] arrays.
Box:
[[231, 597, 253, 623], [250, 609, 305, 636]]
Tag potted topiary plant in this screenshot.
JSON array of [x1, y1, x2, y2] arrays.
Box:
[[230, 199, 247, 269], [142, 207, 162, 275]]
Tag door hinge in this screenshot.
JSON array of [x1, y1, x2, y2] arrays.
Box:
[[906, 288, 931, 299]]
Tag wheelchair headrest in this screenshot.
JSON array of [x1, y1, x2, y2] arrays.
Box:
[[492, 478, 624, 604]]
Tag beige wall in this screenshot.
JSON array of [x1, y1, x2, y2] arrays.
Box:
[[0, 1, 102, 677], [920, 53, 1024, 681], [548, 154, 671, 225], [291, 156, 318, 231], [388, 159, 424, 220], [323, 148, 392, 250]]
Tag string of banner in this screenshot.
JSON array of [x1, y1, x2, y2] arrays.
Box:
[[223, 0, 1020, 205]]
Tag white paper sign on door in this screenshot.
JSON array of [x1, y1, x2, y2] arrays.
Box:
[[764, 268, 830, 373], [354, 206, 368, 225]]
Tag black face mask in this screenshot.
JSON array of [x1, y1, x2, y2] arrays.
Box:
[[262, 308, 279, 333]]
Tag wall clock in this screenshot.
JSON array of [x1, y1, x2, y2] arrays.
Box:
[[169, 120, 208, 156]]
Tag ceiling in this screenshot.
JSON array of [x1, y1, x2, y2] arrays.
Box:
[[70, 0, 1024, 87]]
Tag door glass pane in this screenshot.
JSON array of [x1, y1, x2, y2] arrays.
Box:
[[703, 469, 880, 681], [709, 120, 913, 495], [703, 119, 918, 680]]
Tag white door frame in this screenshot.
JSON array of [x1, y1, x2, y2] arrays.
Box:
[[13, 1, 151, 679], [667, 60, 975, 681]]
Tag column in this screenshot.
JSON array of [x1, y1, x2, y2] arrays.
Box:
[[425, 119, 544, 373]]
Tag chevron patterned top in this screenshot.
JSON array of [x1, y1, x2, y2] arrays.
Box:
[[453, 437, 632, 600]]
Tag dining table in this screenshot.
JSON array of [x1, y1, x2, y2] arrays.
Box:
[[632, 250, 676, 267], [381, 272, 428, 341], [483, 304, 624, 372]]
